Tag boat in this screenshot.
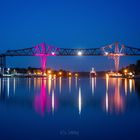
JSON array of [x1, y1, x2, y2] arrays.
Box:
[[90, 67, 96, 77]]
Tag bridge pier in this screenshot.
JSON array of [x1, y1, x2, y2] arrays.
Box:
[[114, 56, 120, 73], [40, 55, 47, 74], [0, 56, 6, 75]]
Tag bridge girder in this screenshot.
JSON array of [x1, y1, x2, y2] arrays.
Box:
[[1, 42, 140, 56], [0, 42, 140, 73]]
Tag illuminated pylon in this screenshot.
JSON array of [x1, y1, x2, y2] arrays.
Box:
[[41, 55, 47, 73], [113, 42, 120, 73], [113, 55, 119, 73], [34, 43, 59, 74], [103, 42, 125, 73]]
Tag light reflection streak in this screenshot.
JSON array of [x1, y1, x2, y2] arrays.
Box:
[[95, 77, 96, 87], [75, 77, 78, 89], [52, 90, 54, 114], [34, 78, 37, 89], [48, 75, 52, 94], [129, 79, 132, 93], [34, 78, 50, 116], [124, 78, 128, 95], [132, 80, 135, 92], [53, 78, 56, 90], [113, 79, 124, 113], [28, 78, 31, 92], [104, 78, 124, 114], [68, 77, 71, 93], [37, 78, 41, 88], [78, 87, 82, 115], [34, 78, 57, 116], [59, 77, 62, 93], [13, 78, 16, 94], [7, 78, 10, 97], [105, 74, 109, 112], [91, 77, 96, 95]]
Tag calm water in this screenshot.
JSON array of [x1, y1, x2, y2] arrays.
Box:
[[0, 77, 140, 140]]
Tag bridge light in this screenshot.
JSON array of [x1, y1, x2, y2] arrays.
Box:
[[51, 52, 55, 56], [105, 52, 108, 55], [77, 51, 82, 56]]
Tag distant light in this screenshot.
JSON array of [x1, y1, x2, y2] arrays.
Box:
[[47, 70, 52, 74], [51, 52, 55, 56], [48, 74, 52, 79], [68, 72, 72, 76], [105, 52, 108, 55], [77, 51, 82, 56], [128, 72, 133, 76], [58, 72, 62, 75], [124, 69, 128, 73], [43, 73, 47, 76]]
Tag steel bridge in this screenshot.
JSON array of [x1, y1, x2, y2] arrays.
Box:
[[0, 42, 140, 73]]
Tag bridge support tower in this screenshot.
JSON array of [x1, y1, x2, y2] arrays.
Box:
[[0, 56, 6, 75]]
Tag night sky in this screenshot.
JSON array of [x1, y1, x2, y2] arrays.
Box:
[[0, 0, 140, 71]]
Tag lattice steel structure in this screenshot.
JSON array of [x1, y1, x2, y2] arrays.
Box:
[[0, 42, 140, 73]]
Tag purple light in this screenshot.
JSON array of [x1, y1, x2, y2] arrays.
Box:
[[34, 78, 58, 116], [33, 43, 59, 73]]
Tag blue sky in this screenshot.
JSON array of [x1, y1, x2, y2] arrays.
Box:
[[0, 0, 140, 71]]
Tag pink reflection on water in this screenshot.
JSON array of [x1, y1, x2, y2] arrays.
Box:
[[33, 43, 59, 73], [104, 78, 125, 114], [34, 78, 58, 116]]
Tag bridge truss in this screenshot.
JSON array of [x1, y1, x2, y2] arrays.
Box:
[[0, 42, 140, 73]]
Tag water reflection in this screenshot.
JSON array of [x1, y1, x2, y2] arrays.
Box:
[[129, 79, 135, 93], [68, 77, 71, 93], [75, 77, 78, 89], [7, 78, 10, 97], [78, 87, 82, 115], [124, 78, 128, 95], [90, 77, 96, 95], [48, 75, 52, 94], [13, 78, 16, 94], [34, 78, 57, 116], [0, 77, 139, 117], [129, 79, 132, 93], [53, 77, 56, 90], [52, 90, 55, 114], [105, 74, 109, 112], [59, 77, 62, 93], [104, 77, 125, 114]]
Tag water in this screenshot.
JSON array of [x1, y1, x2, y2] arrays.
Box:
[[0, 77, 140, 140]]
